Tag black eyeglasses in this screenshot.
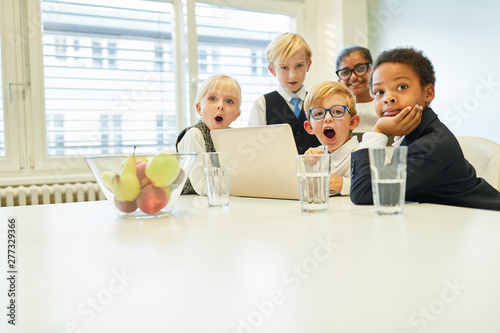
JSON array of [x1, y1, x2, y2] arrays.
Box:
[[335, 62, 371, 80], [309, 105, 351, 120]]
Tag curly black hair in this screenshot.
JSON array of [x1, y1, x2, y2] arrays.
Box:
[[369, 47, 436, 89]]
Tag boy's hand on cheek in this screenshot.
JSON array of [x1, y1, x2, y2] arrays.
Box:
[[396, 104, 423, 135], [373, 105, 423, 137]]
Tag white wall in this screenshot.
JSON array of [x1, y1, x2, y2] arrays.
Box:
[[302, 0, 370, 88], [364, 0, 500, 144], [302, 0, 342, 87]]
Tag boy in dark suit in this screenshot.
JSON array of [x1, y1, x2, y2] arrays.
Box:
[[350, 47, 500, 211]]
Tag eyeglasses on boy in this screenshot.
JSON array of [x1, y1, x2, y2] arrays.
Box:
[[309, 105, 351, 120]]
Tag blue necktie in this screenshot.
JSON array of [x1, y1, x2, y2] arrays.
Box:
[[290, 97, 301, 119]]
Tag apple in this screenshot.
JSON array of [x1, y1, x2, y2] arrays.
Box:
[[114, 197, 138, 213], [145, 153, 180, 187], [136, 184, 169, 214], [136, 161, 151, 188]]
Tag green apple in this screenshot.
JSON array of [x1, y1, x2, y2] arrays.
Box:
[[145, 153, 180, 187]]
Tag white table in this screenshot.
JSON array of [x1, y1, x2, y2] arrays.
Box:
[[1, 196, 500, 333]]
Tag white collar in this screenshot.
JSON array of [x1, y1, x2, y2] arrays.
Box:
[[392, 135, 405, 147], [327, 136, 359, 167], [278, 84, 307, 102]]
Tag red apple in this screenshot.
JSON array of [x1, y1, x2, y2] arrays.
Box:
[[136, 161, 151, 188], [114, 197, 138, 213], [136, 184, 169, 214]]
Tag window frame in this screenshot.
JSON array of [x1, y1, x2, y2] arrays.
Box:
[[0, 0, 28, 177], [0, 0, 304, 186]]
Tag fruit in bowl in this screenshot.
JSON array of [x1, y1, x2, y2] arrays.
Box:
[[85, 151, 196, 218]]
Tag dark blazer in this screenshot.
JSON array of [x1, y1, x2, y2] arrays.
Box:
[[350, 108, 500, 211], [265, 91, 320, 154]]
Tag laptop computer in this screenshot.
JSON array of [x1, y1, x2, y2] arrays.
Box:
[[211, 124, 301, 199]]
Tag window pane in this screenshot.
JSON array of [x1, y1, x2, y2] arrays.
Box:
[[195, 3, 294, 126], [0, 29, 5, 157], [41, 0, 175, 156]]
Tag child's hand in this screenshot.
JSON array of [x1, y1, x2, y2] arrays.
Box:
[[304, 147, 324, 155], [373, 104, 423, 137], [329, 174, 343, 193]]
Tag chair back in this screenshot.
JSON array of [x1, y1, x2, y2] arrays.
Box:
[[457, 136, 500, 191]]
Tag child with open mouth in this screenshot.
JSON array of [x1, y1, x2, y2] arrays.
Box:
[[303, 81, 361, 195], [176, 73, 241, 195]]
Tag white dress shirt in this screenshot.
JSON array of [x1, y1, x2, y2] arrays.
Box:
[[359, 132, 405, 149], [320, 136, 360, 196], [248, 85, 307, 126]]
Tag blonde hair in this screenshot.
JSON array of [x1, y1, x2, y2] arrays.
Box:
[[304, 81, 357, 120], [266, 33, 312, 66], [195, 74, 242, 108]]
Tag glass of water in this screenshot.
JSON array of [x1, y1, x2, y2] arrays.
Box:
[[203, 152, 231, 207], [295, 154, 331, 213], [369, 147, 408, 215]]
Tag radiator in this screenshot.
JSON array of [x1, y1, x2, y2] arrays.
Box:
[[0, 182, 106, 207]]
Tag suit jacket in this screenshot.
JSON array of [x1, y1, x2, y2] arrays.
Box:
[[350, 108, 500, 211]]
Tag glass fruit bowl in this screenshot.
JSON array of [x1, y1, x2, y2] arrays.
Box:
[[85, 152, 197, 218]]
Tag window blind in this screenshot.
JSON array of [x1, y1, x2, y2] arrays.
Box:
[[194, 3, 294, 126], [40, 0, 294, 156], [41, 0, 175, 156]]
